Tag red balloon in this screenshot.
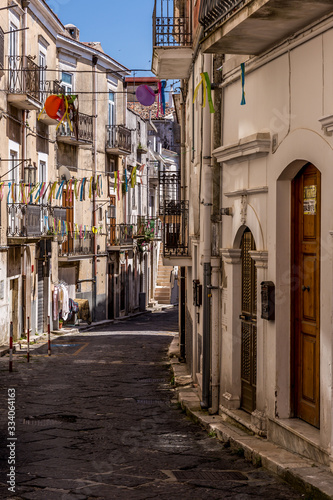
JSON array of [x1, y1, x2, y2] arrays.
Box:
[[44, 95, 63, 119]]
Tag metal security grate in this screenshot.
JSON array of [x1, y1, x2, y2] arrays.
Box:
[[136, 399, 168, 405], [172, 470, 248, 481]]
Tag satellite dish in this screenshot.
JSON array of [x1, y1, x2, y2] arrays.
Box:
[[58, 166, 71, 182]]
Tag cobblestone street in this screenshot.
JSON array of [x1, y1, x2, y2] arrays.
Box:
[[0, 309, 303, 499]]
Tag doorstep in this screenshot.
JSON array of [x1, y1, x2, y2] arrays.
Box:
[[268, 417, 329, 468]]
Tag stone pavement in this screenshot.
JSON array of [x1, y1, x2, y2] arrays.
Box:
[[0, 308, 305, 499]]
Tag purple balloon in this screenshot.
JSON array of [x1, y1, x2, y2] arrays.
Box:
[[136, 85, 155, 106]]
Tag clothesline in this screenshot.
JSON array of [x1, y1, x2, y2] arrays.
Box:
[[0, 166, 145, 204]]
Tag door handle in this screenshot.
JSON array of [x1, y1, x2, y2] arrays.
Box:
[[302, 285, 310, 292], [239, 314, 251, 321]]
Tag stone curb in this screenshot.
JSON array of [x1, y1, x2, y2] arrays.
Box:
[[168, 335, 333, 500]]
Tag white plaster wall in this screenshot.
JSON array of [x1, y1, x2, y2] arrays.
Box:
[[220, 24, 333, 452]]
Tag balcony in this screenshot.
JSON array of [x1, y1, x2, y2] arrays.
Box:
[[159, 171, 181, 214], [199, 0, 333, 55], [58, 231, 94, 260], [106, 125, 132, 155], [136, 216, 162, 242], [162, 200, 189, 263], [7, 56, 42, 110], [152, 0, 193, 79], [108, 223, 135, 249], [57, 111, 93, 146], [7, 204, 49, 242]]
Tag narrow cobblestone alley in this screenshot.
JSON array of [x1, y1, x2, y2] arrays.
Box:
[[0, 309, 303, 499]]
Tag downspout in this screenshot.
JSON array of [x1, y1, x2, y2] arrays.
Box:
[[179, 79, 186, 360], [209, 54, 224, 415], [22, 1, 29, 180], [201, 54, 213, 409], [92, 54, 98, 321], [22, 1, 30, 336]]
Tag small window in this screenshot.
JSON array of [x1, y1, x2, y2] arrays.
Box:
[[106, 155, 116, 174], [61, 72, 73, 94]]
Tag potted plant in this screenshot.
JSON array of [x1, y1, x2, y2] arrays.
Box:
[[59, 318, 63, 329]]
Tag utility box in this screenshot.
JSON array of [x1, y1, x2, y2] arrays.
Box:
[[261, 281, 275, 321], [139, 292, 146, 312], [193, 279, 202, 307]]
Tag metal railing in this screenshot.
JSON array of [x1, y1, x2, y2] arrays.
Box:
[[109, 223, 135, 246], [7, 55, 41, 99], [136, 216, 162, 241], [59, 230, 94, 257], [159, 171, 181, 214], [199, 0, 245, 33], [153, 0, 191, 47], [163, 200, 189, 257], [39, 79, 63, 105], [106, 125, 132, 153], [7, 203, 49, 238], [57, 111, 93, 143]]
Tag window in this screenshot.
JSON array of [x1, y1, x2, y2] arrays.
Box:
[[61, 71, 73, 94], [106, 155, 116, 175]]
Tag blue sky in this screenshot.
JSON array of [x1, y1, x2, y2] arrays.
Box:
[[46, 0, 154, 75]]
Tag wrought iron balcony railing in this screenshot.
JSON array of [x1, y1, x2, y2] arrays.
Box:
[[136, 216, 162, 241], [39, 79, 63, 105], [59, 230, 94, 257], [57, 111, 93, 143], [199, 0, 245, 33], [153, 0, 191, 47], [159, 171, 181, 214], [106, 125, 132, 154], [163, 200, 189, 257], [7, 55, 41, 99], [108, 223, 135, 247], [7, 203, 49, 238]]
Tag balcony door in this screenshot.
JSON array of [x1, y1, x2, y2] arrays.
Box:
[[62, 187, 74, 254], [108, 91, 115, 126], [38, 160, 47, 233], [9, 22, 18, 90], [39, 49, 46, 103], [9, 151, 19, 235]]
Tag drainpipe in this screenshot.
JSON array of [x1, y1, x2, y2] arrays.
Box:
[[92, 54, 98, 321], [22, 2, 29, 180], [201, 54, 213, 409], [179, 79, 186, 360], [22, 1, 30, 335], [209, 54, 224, 415]]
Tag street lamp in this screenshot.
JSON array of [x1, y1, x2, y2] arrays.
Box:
[[23, 161, 37, 184]]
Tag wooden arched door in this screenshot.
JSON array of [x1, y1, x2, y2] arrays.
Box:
[[292, 163, 320, 428]]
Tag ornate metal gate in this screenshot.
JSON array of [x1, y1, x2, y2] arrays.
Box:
[[240, 229, 257, 413]]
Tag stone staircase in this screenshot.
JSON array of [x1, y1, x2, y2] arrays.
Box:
[[154, 254, 174, 305]]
